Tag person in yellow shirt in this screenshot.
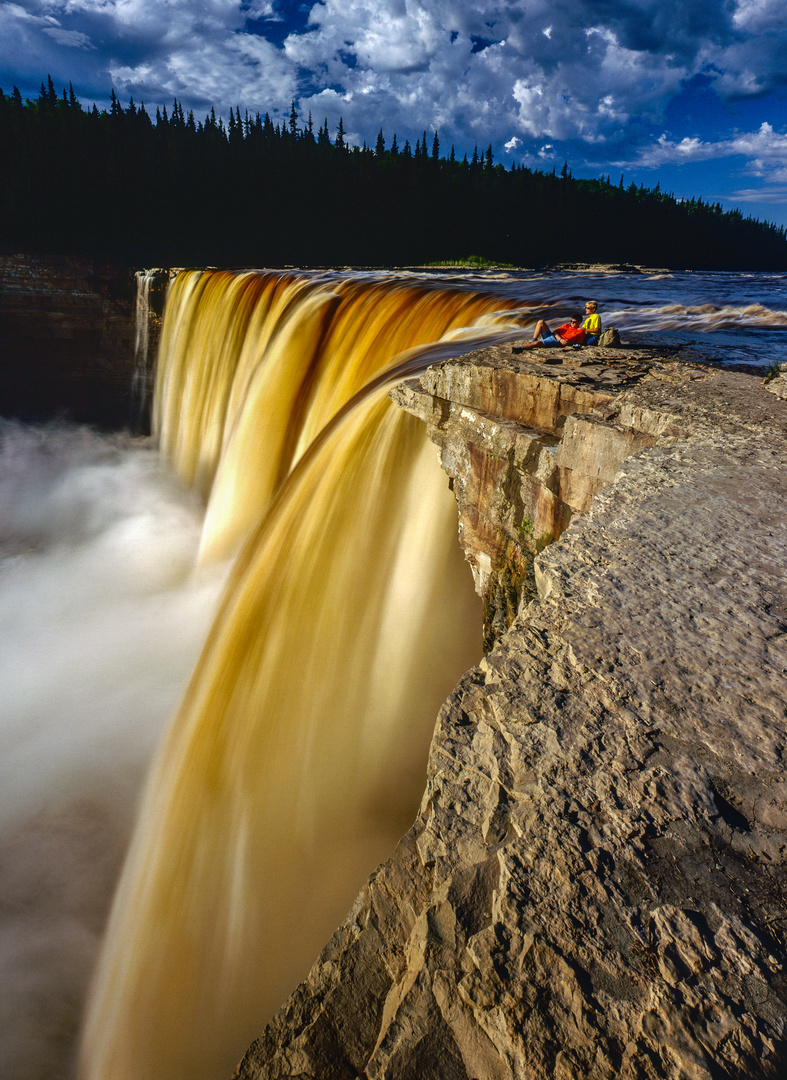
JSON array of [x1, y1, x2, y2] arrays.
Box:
[[516, 300, 602, 352], [581, 300, 602, 344]]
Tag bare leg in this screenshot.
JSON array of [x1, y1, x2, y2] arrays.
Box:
[[519, 319, 551, 348]]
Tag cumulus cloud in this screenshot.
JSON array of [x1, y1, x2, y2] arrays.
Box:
[[243, 0, 277, 18], [276, 0, 786, 158], [613, 121, 787, 210], [731, 0, 784, 34], [627, 121, 787, 172], [0, 0, 781, 132], [634, 133, 720, 167], [1, 0, 787, 214]]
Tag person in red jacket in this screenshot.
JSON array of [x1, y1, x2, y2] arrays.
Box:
[[520, 314, 585, 349]]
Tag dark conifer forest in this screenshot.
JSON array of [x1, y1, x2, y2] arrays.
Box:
[[2, 77, 786, 269]]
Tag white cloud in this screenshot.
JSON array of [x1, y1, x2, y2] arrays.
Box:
[[110, 31, 295, 110], [732, 184, 787, 203], [731, 0, 784, 32], [42, 25, 94, 46], [57, 0, 241, 29], [2, 0, 787, 226], [0, 2, 60, 34], [634, 133, 718, 167], [629, 122, 787, 171], [728, 122, 787, 160], [244, 1, 278, 19], [614, 121, 787, 210]]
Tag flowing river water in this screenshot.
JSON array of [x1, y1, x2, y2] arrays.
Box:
[[0, 268, 784, 1080], [390, 266, 787, 367]]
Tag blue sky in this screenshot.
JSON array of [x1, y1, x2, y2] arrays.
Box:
[[2, 0, 787, 226]]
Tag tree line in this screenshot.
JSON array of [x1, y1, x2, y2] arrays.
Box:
[[1, 75, 785, 269]]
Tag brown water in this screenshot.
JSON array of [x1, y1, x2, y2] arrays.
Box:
[[78, 270, 529, 1080]]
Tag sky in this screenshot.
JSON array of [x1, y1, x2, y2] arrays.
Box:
[[2, 0, 787, 227]]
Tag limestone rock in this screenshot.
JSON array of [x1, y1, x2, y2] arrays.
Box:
[[764, 364, 787, 400], [391, 345, 686, 650], [235, 347, 787, 1080]]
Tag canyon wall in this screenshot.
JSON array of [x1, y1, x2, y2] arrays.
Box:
[[0, 252, 139, 427], [235, 343, 787, 1079]]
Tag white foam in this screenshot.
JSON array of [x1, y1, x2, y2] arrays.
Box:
[[0, 421, 228, 1080]]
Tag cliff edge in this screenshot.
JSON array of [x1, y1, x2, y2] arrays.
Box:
[[235, 341, 787, 1079]]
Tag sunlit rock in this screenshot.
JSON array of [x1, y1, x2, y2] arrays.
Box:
[[236, 347, 787, 1080]]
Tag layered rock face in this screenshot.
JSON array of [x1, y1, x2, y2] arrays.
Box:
[[0, 252, 138, 427], [235, 344, 787, 1079], [392, 348, 687, 651]]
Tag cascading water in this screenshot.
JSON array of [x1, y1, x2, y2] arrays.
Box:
[[4, 266, 782, 1080], [77, 270, 530, 1080]]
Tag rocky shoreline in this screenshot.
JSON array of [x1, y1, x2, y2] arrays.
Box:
[[234, 342, 787, 1079]]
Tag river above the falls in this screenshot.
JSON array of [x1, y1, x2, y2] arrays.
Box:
[[316, 267, 787, 369]]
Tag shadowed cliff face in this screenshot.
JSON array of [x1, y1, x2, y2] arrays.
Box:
[[235, 348, 787, 1080], [0, 253, 137, 428]]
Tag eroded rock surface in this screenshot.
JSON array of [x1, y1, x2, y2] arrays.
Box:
[[765, 364, 787, 400], [391, 344, 690, 651], [235, 345, 787, 1080]]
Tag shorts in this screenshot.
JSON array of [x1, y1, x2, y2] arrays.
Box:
[[540, 333, 561, 348], [584, 334, 599, 346]]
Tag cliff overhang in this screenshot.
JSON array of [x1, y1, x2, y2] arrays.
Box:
[[235, 339, 787, 1079], [391, 344, 692, 652]]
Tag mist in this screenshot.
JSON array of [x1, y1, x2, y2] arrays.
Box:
[[0, 420, 229, 1080]]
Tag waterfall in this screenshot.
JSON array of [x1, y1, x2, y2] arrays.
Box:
[[78, 270, 529, 1080]]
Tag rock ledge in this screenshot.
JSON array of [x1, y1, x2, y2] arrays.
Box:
[[235, 341, 787, 1080]]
